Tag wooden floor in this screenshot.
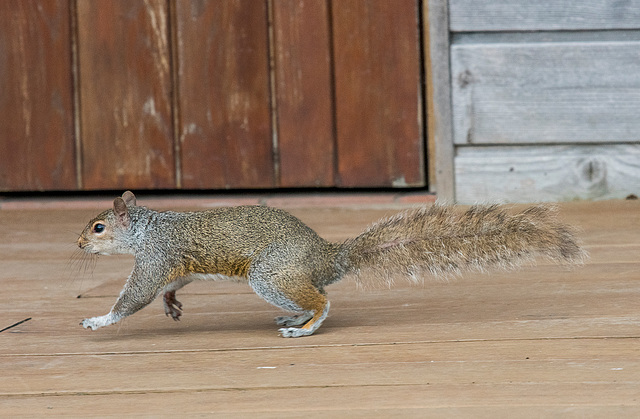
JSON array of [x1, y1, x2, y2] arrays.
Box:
[[1, 195, 639, 417]]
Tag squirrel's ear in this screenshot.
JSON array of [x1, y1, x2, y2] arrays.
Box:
[[113, 197, 131, 227], [122, 191, 136, 207]]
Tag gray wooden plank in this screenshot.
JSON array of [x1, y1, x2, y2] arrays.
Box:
[[449, 0, 640, 32], [455, 144, 640, 203], [427, 0, 456, 200], [451, 39, 640, 145]]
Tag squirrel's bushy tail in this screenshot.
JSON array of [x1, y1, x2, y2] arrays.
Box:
[[338, 204, 586, 285]]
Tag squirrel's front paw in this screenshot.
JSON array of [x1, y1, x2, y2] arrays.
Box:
[[81, 313, 116, 330], [81, 318, 100, 330]]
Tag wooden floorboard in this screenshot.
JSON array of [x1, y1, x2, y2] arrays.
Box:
[[1, 198, 639, 417]]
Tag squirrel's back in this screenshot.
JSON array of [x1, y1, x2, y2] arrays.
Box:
[[132, 205, 340, 281]]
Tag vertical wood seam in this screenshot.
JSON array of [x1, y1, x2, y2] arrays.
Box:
[[423, 0, 436, 192], [326, 0, 339, 186], [168, 0, 182, 188], [70, 0, 83, 190], [267, 0, 280, 187], [416, 0, 427, 188]]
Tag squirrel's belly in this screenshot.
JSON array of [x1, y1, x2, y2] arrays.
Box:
[[184, 273, 248, 283], [183, 254, 252, 278]]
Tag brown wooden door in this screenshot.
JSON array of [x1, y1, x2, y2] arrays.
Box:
[[0, 0, 425, 192]]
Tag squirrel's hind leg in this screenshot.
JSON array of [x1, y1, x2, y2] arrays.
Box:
[[248, 269, 330, 337]]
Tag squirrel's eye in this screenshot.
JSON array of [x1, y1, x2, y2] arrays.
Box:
[[93, 223, 106, 234]]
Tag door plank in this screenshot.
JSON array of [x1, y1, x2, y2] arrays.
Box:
[[176, 0, 274, 189], [0, 0, 76, 191], [273, 0, 335, 187], [332, 0, 424, 187], [77, 0, 175, 189]]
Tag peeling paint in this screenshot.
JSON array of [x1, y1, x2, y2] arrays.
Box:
[[180, 123, 198, 144], [143, 96, 161, 123], [392, 176, 408, 187], [16, 15, 31, 138], [144, 0, 169, 88]]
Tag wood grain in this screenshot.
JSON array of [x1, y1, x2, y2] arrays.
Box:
[[332, 0, 424, 187], [176, 0, 274, 189], [455, 144, 640, 203], [77, 0, 175, 190], [449, 0, 640, 32], [451, 37, 640, 145], [0, 0, 76, 191], [272, 0, 335, 187]]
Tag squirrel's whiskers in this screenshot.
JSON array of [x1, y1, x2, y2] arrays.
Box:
[[66, 246, 98, 294], [68, 247, 97, 276]]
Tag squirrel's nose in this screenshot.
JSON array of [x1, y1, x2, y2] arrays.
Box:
[[77, 237, 84, 248]]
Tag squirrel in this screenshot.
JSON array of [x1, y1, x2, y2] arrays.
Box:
[[78, 191, 585, 337]]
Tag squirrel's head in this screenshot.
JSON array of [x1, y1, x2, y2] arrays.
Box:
[[77, 191, 137, 255]]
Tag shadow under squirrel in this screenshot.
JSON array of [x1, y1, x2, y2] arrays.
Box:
[[78, 191, 585, 337]]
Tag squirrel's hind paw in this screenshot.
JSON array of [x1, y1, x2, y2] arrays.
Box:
[[279, 327, 315, 338], [163, 291, 183, 321], [278, 302, 330, 338], [275, 312, 313, 327]]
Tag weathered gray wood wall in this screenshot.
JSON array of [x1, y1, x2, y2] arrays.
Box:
[[440, 0, 640, 203]]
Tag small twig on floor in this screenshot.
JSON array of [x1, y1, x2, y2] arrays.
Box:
[[0, 318, 32, 333]]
